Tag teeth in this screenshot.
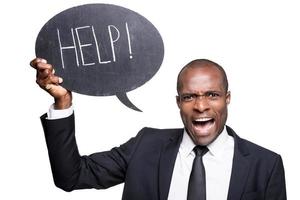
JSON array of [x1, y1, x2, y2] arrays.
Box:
[[194, 118, 212, 122]]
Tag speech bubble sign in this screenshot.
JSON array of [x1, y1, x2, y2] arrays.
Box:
[[35, 4, 164, 112]]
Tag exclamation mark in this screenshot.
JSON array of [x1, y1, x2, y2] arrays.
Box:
[[125, 22, 133, 59]]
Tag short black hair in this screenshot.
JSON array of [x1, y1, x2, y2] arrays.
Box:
[[176, 59, 228, 93]]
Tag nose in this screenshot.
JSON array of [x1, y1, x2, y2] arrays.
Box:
[[193, 96, 210, 112]]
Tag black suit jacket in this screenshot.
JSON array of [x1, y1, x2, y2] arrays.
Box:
[[41, 114, 286, 200]]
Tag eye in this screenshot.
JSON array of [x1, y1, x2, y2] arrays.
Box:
[[180, 94, 196, 102], [206, 92, 220, 99]]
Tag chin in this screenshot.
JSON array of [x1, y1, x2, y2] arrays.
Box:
[[192, 132, 218, 146]]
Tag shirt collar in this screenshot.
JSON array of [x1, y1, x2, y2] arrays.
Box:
[[180, 127, 231, 157]]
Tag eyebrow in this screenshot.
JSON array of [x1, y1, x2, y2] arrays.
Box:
[[179, 90, 223, 95]]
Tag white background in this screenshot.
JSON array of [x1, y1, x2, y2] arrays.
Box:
[[1, 0, 299, 199]]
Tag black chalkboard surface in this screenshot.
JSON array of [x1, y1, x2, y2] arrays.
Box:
[[35, 4, 164, 111]]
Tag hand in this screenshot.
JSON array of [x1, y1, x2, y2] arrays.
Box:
[[30, 58, 72, 109]]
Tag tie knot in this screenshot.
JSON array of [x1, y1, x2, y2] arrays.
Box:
[[193, 145, 208, 157]]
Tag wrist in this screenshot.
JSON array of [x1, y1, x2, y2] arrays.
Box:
[[54, 93, 72, 110]]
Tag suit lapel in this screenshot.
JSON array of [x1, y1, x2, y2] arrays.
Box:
[[156, 127, 251, 200], [158, 129, 183, 200], [226, 126, 251, 200]]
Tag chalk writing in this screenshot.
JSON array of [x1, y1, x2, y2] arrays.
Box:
[[57, 28, 80, 68], [57, 22, 133, 69]]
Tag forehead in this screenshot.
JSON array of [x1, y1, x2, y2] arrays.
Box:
[[179, 66, 224, 92]]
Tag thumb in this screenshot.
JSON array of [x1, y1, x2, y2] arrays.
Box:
[[45, 83, 69, 99]]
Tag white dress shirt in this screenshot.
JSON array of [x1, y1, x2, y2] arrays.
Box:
[[168, 128, 234, 200], [47, 104, 73, 119], [47, 106, 234, 199]]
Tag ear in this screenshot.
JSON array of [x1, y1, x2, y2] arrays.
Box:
[[226, 91, 231, 105]]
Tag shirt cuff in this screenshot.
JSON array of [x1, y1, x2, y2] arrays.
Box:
[[47, 104, 74, 120]]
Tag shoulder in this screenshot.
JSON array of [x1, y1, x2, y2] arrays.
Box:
[[137, 127, 184, 141], [227, 126, 281, 161], [241, 137, 280, 159], [118, 127, 183, 161], [138, 127, 184, 135], [121, 127, 183, 149]]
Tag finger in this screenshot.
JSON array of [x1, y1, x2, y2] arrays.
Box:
[[31, 59, 53, 74], [49, 75, 63, 85], [36, 63, 55, 82], [44, 83, 68, 98], [36, 62, 53, 71], [45, 84, 53, 90], [37, 68, 51, 80], [36, 73, 63, 89], [44, 83, 58, 93], [45, 83, 62, 91], [30, 58, 47, 69]]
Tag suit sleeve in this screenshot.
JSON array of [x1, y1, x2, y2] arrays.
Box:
[[265, 155, 287, 200], [41, 113, 141, 192]]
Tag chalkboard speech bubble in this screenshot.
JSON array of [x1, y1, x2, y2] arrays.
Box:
[[35, 4, 164, 112]]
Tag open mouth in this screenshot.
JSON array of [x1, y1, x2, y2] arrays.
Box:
[[192, 117, 215, 130]]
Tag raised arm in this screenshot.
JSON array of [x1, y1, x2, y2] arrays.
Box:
[[31, 58, 129, 191]]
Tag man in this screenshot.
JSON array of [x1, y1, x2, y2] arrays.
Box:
[[30, 58, 286, 200]]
